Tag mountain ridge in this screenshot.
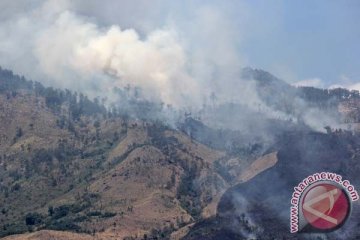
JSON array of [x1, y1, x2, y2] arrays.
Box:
[[1, 67, 360, 239]]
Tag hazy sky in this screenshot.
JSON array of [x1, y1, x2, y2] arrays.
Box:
[[72, 0, 360, 87], [0, 0, 359, 91], [240, 0, 360, 87]]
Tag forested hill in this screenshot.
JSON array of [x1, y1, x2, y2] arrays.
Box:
[[2, 66, 360, 124], [0, 67, 107, 120], [242, 68, 360, 124], [244, 67, 360, 104], [0, 67, 261, 239], [1, 66, 360, 239]]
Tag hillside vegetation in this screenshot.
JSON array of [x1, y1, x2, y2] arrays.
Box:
[[1, 67, 360, 239]]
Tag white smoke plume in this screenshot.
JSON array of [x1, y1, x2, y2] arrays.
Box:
[[35, 11, 201, 107]]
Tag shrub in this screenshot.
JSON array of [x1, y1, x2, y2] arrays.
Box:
[[86, 211, 102, 217], [25, 212, 43, 225], [52, 205, 70, 219], [46, 219, 81, 232], [101, 212, 117, 218]]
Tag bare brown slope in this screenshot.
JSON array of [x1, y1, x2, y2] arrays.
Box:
[[2, 230, 93, 240], [0, 89, 281, 240], [0, 90, 230, 239]]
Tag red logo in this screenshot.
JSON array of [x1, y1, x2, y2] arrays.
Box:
[[301, 183, 350, 231]]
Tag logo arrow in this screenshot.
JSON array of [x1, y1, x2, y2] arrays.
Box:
[[303, 189, 338, 224]]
